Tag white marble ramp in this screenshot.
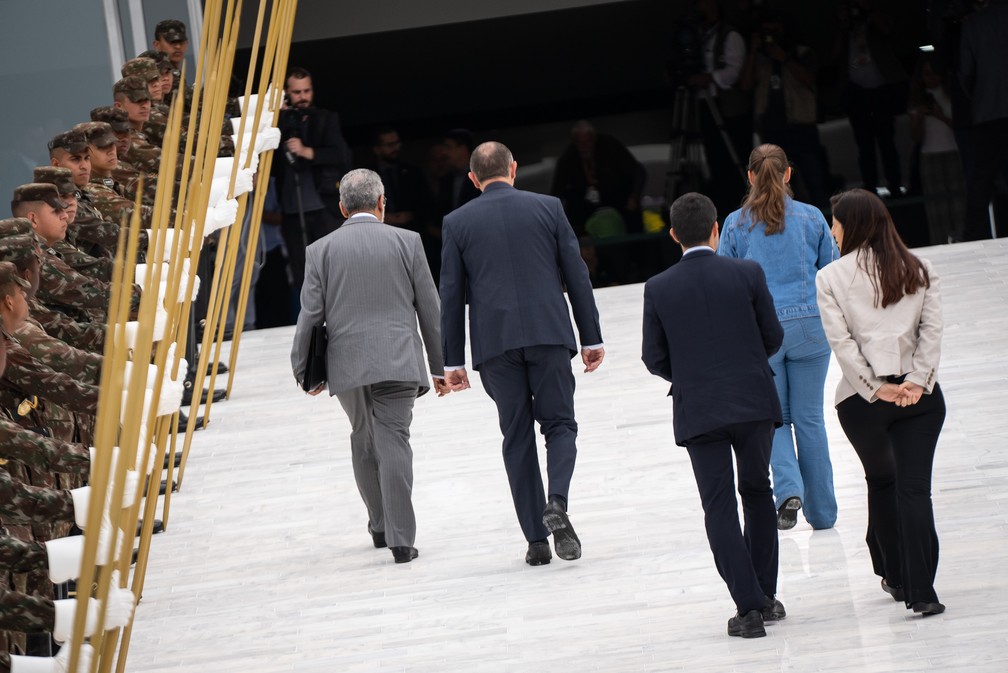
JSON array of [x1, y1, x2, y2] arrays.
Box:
[[127, 239, 1008, 673]]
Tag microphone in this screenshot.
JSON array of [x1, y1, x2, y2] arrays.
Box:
[[284, 147, 296, 165]]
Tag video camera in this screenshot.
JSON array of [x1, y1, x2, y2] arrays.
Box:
[[666, 20, 704, 87]]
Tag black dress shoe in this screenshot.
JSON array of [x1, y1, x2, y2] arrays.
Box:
[[777, 497, 801, 530], [158, 479, 177, 496], [912, 601, 945, 616], [136, 519, 165, 536], [881, 578, 905, 602], [390, 546, 418, 563], [177, 411, 205, 433], [181, 386, 227, 406], [727, 609, 766, 638], [163, 451, 183, 470], [206, 362, 228, 376], [368, 524, 387, 549], [525, 540, 552, 566], [762, 597, 786, 622], [542, 496, 581, 561]]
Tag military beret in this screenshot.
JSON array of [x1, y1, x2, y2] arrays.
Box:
[[0, 218, 33, 238], [73, 121, 118, 149], [139, 50, 173, 73], [122, 57, 159, 82], [0, 261, 31, 291], [114, 76, 151, 102], [32, 167, 79, 198], [47, 130, 89, 155], [12, 184, 68, 210], [90, 106, 131, 134], [154, 19, 187, 43], [0, 235, 41, 267]]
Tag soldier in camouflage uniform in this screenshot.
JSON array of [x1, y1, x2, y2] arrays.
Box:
[[32, 166, 113, 283], [0, 228, 105, 354], [9, 187, 132, 323], [113, 76, 161, 175], [123, 57, 168, 148], [47, 130, 125, 260], [91, 106, 158, 207]]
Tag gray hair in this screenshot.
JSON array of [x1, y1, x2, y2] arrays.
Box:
[[339, 168, 384, 214]]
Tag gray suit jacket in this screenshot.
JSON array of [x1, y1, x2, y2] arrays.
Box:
[[290, 214, 444, 395]]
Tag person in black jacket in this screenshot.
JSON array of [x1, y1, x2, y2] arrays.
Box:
[[642, 192, 785, 639], [273, 67, 352, 292]]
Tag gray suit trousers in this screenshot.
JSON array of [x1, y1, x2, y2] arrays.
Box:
[[336, 381, 419, 548]]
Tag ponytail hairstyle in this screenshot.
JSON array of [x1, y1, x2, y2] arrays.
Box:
[[742, 144, 792, 235], [830, 188, 930, 308]]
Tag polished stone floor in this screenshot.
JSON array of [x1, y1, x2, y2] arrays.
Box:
[[127, 239, 1008, 672]]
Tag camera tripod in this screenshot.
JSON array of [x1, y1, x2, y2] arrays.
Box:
[[664, 85, 748, 208]]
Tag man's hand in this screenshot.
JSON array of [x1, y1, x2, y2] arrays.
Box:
[[308, 382, 326, 396], [285, 137, 314, 160], [445, 368, 471, 392], [582, 346, 605, 373], [433, 377, 451, 397]]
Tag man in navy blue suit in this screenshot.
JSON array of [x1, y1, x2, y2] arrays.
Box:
[[440, 141, 604, 566], [642, 192, 785, 639]]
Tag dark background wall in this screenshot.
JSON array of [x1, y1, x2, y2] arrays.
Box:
[[234, 0, 928, 156]]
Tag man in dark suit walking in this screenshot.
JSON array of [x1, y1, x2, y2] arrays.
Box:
[[440, 141, 605, 566], [641, 192, 785, 638]]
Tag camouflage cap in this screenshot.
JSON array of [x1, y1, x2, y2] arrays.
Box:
[[0, 218, 34, 238], [32, 166, 79, 197], [0, 261, 31, 290], [90, 106, 131, 134], [0, 236, 40, 269], [73, 121, 117, 149], [12, 183, 68, 210], [114, 76, 151, 102], [154, 19, 187, 43], [47, 130, 89, 155], [139, 50, 173, 73], [122, 57, 159, 82]]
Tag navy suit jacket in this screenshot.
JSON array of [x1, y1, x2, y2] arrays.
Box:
[[641, 248, 784, 446], [440, 181, 602, 369]]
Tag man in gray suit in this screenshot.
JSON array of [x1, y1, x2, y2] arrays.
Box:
[[291, 168, 448, 564]]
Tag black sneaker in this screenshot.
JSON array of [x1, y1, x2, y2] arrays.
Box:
[[777, 497, 801, 530], [727, 609, 766, 638], [762, 597, 786, 622]]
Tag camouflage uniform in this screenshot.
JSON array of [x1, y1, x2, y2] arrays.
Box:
[[0, 588, 55, 634], [0, 537, 47, 574], [27, 299, 104, 354], [1, 335, 100, 416], [73, 191, 125, 259], [0, 415, 90, 476], [83, 175, 154, 230]]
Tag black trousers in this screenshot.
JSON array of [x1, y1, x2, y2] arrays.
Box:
[[281, 206, 341, 290], [836, 384, 945, 605], [846, 82, 903, 192], [964, 117, 1008, 241], [685, 420, 778, 614], [479, 345, 578, 542]]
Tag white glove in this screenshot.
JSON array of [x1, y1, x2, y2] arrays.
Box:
[[45, 516, 115, 583], [207, 176, 229, 207], [134, 262, 169, 288], [123, 361, 160, 389], [52, 598, 99, 642], [258, 126, 281, 151], [69, 487, 90, 529], [104, 571, 136, 629], [232, 145, 261, 171], [157, 369, 186, 416], [233, 167, 254, 197], [213, 156, 237, 179], [145, 228, 182, 262], [119, 305, 169, 348], [190, 274, 201, 302], [9, 641, 93, 673], [204, 198, 239, 234]]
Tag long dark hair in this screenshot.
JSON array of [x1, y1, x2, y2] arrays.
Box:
[[830, 189, 929, 308], [742, 144, 793, 235]]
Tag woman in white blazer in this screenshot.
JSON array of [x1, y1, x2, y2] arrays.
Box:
[[816, 189, 946, 617]]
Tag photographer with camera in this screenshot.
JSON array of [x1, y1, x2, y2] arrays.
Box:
[[684, 0, 753, 220], [273, 67, 352, 294]]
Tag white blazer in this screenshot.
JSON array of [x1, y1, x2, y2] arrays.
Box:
[[815, 249, 942, 406]]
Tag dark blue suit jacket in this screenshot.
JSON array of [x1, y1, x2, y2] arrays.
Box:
[[642, 248, 784, 446], [440, 182, 602, 369]]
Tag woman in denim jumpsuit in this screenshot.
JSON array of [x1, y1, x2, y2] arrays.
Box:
[[719, 144, 839, 530]]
